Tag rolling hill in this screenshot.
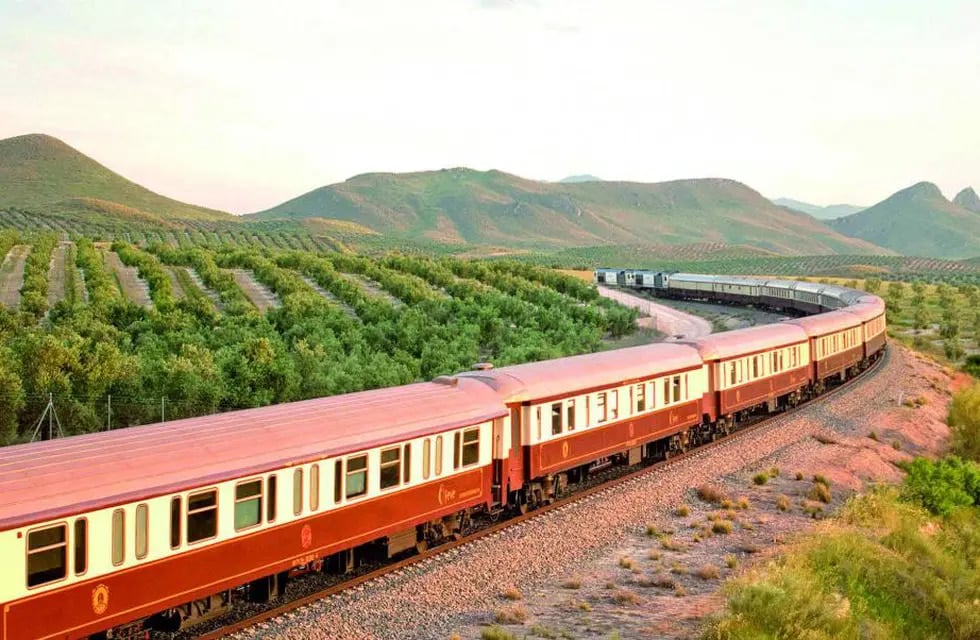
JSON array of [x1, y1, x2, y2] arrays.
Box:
[[772, 198, 864, 220], [249, 168, 889, 256], [830, 182, 980, 259], [0, 133, 233, 222]]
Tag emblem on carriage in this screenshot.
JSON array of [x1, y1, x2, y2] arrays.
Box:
[[91, 583, 110, 615], [561, 440, 570, 459], [301, 524, 313, 549], [628, 423, 635, 438]]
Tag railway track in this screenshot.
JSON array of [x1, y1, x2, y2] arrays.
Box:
[[193, 349, 889, 640]]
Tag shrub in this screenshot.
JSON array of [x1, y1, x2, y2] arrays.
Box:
[[697, 564, 721, 580], [813, 433, 838, 445], [561, 577, 582, 589], [725, 554, 738, 569], [661, 537, 685, 551], [721, 498, 735, 509], [618, 556, 634, 570], [891, 439, 902, 450], [670, 563, 688, 575], [675, 504, 691, 517], [648, 549, 662, 561], [808, 483, 832, 504], [644, 524, 659, 537], [712, 520, 734, 534], [776, 494, 792, 512], [901, 456, 980, 515], [653, 574, 676, 589], [869, 430, 880, 441], [697, 484, 727, 504], [502, 586, 522, 600], [769, 467, 780, 478], [527, 625, 558, 639], [737, 496, 751, 510], [611, 589, 639, 605], [752, 473, 769, 486], [795, 471, 804, 481], [948, 384, 980, 462], [482, 626, 517, 640], [813, 474, 831, 487], [493, 605, 527, 624]]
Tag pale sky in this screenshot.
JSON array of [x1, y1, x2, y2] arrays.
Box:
[[1, 0, 977, 214]]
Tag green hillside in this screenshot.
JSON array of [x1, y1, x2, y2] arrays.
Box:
[[249, 168, 889, 256], [0, 133, 233, 222], [953, 187, 980, 213], [830, 182, 980, 259], [772, 197, 864, 220]]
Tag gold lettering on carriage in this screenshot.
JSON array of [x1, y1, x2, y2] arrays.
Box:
[[91, 583, 110, 615], [437, 484, 457, 506]]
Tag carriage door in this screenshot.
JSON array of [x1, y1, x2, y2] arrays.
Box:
[[508, 406, 525, 491]]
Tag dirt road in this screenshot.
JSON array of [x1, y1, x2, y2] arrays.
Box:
[[598, 285, 712, 338]]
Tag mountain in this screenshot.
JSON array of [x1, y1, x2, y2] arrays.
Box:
[[830, 182, 980, 259], [0, 133, 233, 222], [953, 187, 980, 213], [249, 168, 889, 255], [559, 174, 603, 183], [772, 198, 865, 220]]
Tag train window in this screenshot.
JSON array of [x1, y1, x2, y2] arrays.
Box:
[[170, 497, 181, 549], [453, 432, 461, 469], [672, 377, 681, 403], [566, 400, 576, 431], [267, 475, 277, 522], [135, 504, 148, 560], [310, 464, 320, 511], [187, 490, 218, 543], [596, 393, 607, 421], [635, 384, 646, 412], [74, 519, 87, 575], [381, 447, 401, 489], [663, 378, 670, 403], [334, 461, 343, 502], [435, 436, 444, 475], [27, 524, 67, 587], [535, 406, 542, 440], [403, 444, 412, 483], [609, 390, 618, 420], [551, 403, 562, 435], [753, 357, 759, 379], [422, 439, 431, 480], [346, 455, 368, 498], [235, 479, 263, 531], [112, 509, 125, 565], [729, 362, 737, 386], [461, 428, 480, 466], [293, 468, 304, 516]]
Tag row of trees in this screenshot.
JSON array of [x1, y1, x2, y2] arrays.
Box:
[[0, 241, 636, 444]]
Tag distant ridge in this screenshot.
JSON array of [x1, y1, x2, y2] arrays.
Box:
[[830, 181, 980, 259], [0, 133, 233, 221], [250, 167, 890, 255], [559, 174, 603, 183], [953, 187, 980, 213], [772, 198, 864, 220]]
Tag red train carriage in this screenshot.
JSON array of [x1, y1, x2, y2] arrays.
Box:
[[0, 380, 506, 640], [682, 324, 811, 430], [843, 301, 887, 361], [785, 310, 865, 386], [460, 344, 705, 508]]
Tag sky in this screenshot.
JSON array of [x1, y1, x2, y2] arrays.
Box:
[[1, 0, 978, 214]]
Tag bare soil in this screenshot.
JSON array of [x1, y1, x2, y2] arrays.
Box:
[[46, 241, 71, 308], [0, 244, 31, 310], [103, 250, 152, 306], [166, 267, 186, 301], [230, 269, 280, 312]]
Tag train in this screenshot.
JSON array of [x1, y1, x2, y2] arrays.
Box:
[[0, 273, 886, 640]]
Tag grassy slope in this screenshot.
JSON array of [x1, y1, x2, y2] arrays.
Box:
[[0, 133, 233, 222], [831, 182, 980, 259], [249, 168, 890, 256]]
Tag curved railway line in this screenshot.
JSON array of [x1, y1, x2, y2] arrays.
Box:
[[195, 348, 889, 640]]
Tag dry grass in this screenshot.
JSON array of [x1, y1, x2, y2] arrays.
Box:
[[813, 433, 839, 445], [648, 549, 662, 561], [675, 504, 691, 517], [795, 471, 804, 480], [670, 562, 688, 575], [618, 556, 635, 570], [725, 554, 738, 569], [808, 482, 832, 504], [502, 586, 523, 601], [696, 484, 727, 504], [813, 474, 831, 487], [737, 496, 751, 510], [712, 520, 734, 534], [493, 605, 528, 624], [611, 589, 639, 605], [661, 537, 685, 551], [739, 542, 762, 554], [776, 494, 792, 512], [696, 564, 721, 580], [644, 524, 660, 537], [561, 577, 582, 589], [481, 627, 517, 640]]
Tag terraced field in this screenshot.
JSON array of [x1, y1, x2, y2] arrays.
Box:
[[0, 244, 30, 309]]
